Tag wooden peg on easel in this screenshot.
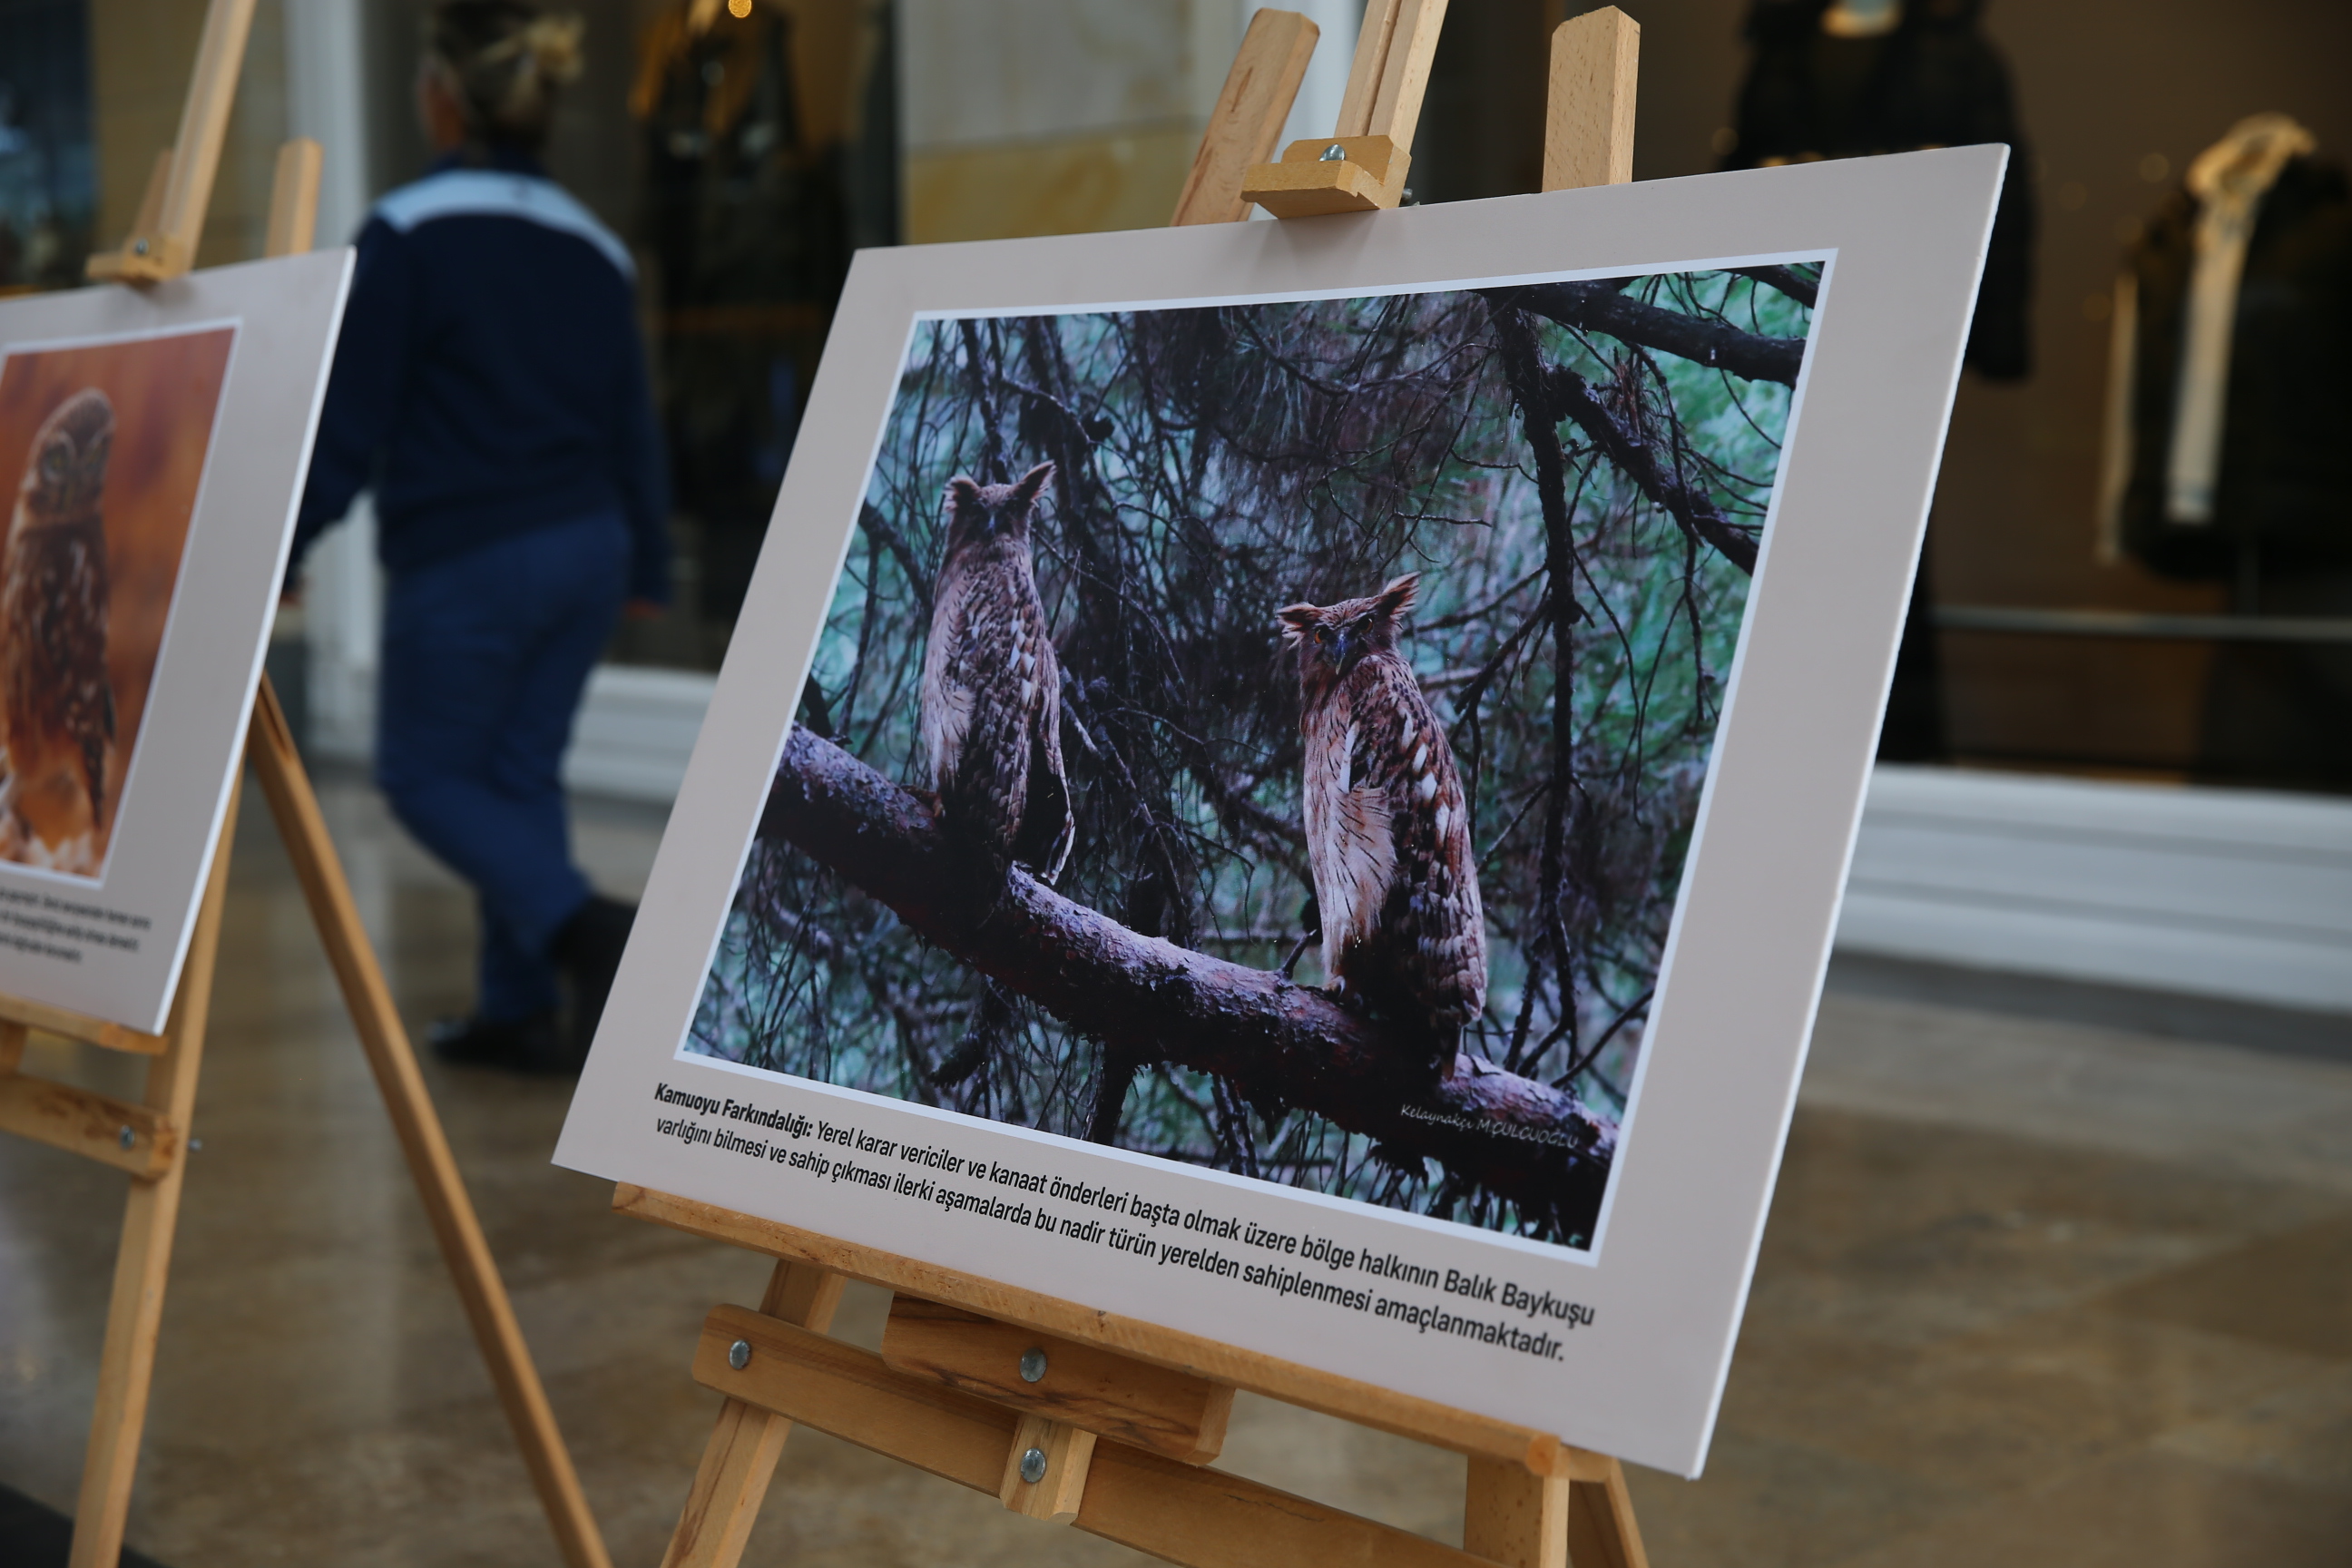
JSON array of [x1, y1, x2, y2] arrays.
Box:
[[1223, 2, 1639, 218], [265, 138, 325, 258], [1170, 8, 1322, 225], [1240, 0, 1448, 216], [84, 0, 260, 281], [1544, 7, 1640, 192]]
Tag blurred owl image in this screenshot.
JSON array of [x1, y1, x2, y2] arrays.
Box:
[[0, 387, 117, 870], [917, 460, 1073, 887], [1279, 573, 1485, 1081]]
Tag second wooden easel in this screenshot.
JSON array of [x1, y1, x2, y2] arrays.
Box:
[[633, 6, 1649, 1568], [0, 1, 611, 1563]]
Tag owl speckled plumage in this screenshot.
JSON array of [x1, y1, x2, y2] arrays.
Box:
[[4, 388, 117, 844], [917, 461, 1073, 885], [1279, 573, 1485, 1079]]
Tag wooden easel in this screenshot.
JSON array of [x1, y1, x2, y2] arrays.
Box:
[[633, 7, 1649, 1567], [0, 2, 612, 1563]]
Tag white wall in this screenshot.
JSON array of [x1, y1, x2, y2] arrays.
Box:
[[901, 0, 1361, 154], [283, 0, 381, 760], [570, 691, 2352, 1021], [1838, 766, 2352, 1014]]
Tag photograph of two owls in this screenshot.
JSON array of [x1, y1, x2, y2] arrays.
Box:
[[698, 270, 1818, 1247]]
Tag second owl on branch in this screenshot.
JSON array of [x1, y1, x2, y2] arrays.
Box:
[[1279, 574, 1486, 1087]]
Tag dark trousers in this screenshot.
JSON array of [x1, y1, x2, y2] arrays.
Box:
[[376, 511, 628, 1021]]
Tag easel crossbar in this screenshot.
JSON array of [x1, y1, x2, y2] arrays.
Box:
[[0, 995, 168, 1054], [881, 1295, 1235, 1464], [0, 1068, 175, 1176], [697, 1304, 1494, 1568], [619, 1182, 1581, 1479]]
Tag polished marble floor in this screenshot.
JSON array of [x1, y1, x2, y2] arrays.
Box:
[[2, 774, 2347, 1566]]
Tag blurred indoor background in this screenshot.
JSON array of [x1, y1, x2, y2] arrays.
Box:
[[1, 3, 2346, 1564], [12, 1, 2349, 797]]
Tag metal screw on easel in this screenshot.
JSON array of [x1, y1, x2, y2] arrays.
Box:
[[728, 1339, 751, 1371], [132, 239, 149, 256], [1319, 142, 1347, 162], [1019, 1446, 1048, 1484], [1019, 1347, 1047, 1383], [118, 1126, 136, 1151]]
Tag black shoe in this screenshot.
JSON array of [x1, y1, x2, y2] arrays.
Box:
[[427, 1010, 575, 1073], [552, 894, 636, 1054]]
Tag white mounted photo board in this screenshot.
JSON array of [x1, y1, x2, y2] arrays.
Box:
[[557, 148, 2004, 1476], [0, 250, 351, 1032]]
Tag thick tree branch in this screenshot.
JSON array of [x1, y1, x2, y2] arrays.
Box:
[[758, 728, 1619, 1230], [1483, 281, 1805, 387], [1727, 264, 1819, 310], [1542, 360, 1760, 575]]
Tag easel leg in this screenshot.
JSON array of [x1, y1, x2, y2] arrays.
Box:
[[1465, 1450, 1648, 1568], [662, 1261, 846, 1568], [68, 783, 238, 1568], [1465, 1454, 1567, 1568], [243, 679, 613, 1568], [1564, 1459, 1648, 1568]]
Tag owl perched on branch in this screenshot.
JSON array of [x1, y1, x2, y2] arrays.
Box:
[[1279, 573, 1485, 1081], [4, 388, 117, 853], [918, 461, 1073, 887]]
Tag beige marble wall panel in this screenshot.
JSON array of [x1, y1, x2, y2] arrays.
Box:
[[905, 126, 1196, 243], [900, 0, 1190, 152]]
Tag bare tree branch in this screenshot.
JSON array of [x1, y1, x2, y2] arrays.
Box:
[[1541, 360, 1760, 575], [1727, 264, 1819, 310], [1483, 281, 1805, 387], [758, 727, 1619, 1227], [858, 501, 934, 622]]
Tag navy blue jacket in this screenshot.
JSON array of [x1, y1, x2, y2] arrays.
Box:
[[293, 153, 671, 602]]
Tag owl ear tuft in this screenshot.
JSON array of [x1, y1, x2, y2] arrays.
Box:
[[1009, 461, 1056, 508], [1275, 603, 1319, 645], [946, 475, 984, 514], [1373, 573, 1421, 624]]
